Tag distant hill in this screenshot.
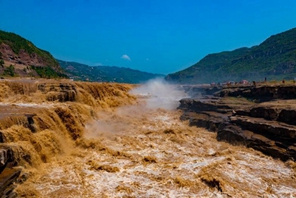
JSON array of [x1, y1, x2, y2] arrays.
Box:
[[58, 60, 164, 84], [0, 30, 67, 78], [166, 27, 296, 84]]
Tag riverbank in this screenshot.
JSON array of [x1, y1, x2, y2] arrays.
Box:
[[179, 83, 296, 161]]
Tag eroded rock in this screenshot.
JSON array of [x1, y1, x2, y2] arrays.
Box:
[[179, 85, 296, 161], [0, 146, 14, 174], [0, 168, 21, 198]]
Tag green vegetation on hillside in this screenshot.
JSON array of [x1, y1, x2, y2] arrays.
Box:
[[0, 31, 37, 54], [58, 60, 164, 83], [31, 66, 68, 79], [0, 30, 60, 70], [0, 30, 68, 79], [166, 28, 296, 84], [3, 65, 15, 77]]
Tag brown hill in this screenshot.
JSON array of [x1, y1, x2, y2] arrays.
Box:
[[0, 30, 67, 78]]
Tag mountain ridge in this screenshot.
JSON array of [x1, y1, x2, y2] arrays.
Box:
[[166, 27, 296, 84], [58, 59, 164, 83]]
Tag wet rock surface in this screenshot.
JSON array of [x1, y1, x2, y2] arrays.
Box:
[[0, 145, 19, 197], [0, 146, 14, 174], [179, 84, 296, 161], [0, 168, 21, 198]]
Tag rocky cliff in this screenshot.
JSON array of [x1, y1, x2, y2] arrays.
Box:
[[179, 83, 296, 161]]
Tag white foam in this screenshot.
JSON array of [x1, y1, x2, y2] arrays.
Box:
[[0, 102, 55, 108]]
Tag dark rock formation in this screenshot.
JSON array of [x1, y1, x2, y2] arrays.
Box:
[[0, 146, 14, 174], [0, 168, 21, 198], [278, 109, 296, 125], [0, 145, 20, 197], [179, 84, 296, 161], [216, 85, 296, 101]]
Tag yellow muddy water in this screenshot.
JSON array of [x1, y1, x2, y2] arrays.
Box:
[[1, 79, 295, 197], [17, 103, 296, 197]]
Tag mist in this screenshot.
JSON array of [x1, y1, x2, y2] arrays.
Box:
[[130, 78, 188, 110], [84, 78, 188, 137]]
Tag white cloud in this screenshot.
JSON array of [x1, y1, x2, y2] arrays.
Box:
[[121, 54, 131, 61]]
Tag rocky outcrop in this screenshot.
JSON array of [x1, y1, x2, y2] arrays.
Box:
[[0, 168, 21, 198], [216, 85, 296, 101], [179, 84, 296, 161], [0, 43, 47, 67], [0, 146, 14, 173], [0, 145, 20, 198]]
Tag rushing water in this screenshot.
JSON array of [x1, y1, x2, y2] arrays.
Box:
[[12, 79, 296, 197]]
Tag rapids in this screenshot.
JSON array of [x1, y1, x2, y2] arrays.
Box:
[[17, 109, 296, 197], [0, 79, 295, 197], [15, 80, 296, 197]]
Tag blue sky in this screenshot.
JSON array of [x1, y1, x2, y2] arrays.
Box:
[[0, 0, 296, 74]]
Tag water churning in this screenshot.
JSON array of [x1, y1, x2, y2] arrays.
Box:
[[0, 79, 295, 197]]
